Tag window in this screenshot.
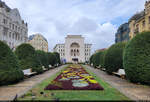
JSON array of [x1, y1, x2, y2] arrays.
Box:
[[134, 24, 139, 34], [142, 20, 145, 27], [3, 27, 8, 37], [9, 23, 11, 28], [15, 26, 17, 30], [9, 32, 11, 38], [15, 34, 17, 40], [149, 16, 150, 24], [3, 19, 7, 24], [12, 24, 14, 29], [13, 33, 14, 39]]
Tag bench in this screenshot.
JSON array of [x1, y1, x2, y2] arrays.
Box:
[[42, 66, 47, 71], [101, 68, 106, 71], [97, 65, 101, 69], [112, 69, 125, 79], [49, 65, 52, 68], [23, 69, 37, 77]]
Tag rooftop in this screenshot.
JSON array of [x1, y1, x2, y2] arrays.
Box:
[[129, 11, 145, 22], [66, 35, 83, 38], [28, 34, 48, 42]]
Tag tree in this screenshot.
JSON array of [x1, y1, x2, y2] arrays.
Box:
[[53, 52, 61, 64], [99, 50, 107, 68], [105, 42, 126, 74], [15, 43, 36, 70], [92, 52, 101, 68], [47, 52, 57, 66], [15, 43, 43, 73], [123, 32, 150, 84], [36, 50, 49, 69], [0, 41, 23, 85]]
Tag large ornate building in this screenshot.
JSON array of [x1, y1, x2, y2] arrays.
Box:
[[0, 1, 28, 49], [53, 35, 92, 63], [28, 34, 48, 52], [129, 0, 150, 38], [115, 23, 130, 43]]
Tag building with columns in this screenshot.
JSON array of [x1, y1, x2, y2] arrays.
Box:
[[0, 1, 28, 49], [28, 34, 48, 52], [53, 35, 92, 63]]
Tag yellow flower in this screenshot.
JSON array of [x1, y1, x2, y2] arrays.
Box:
[[79, 79, 84, 80], [88, 79, 98, 84], [63, 71, 68, 73]]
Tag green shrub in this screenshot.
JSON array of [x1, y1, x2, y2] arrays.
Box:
[[15, 44, 43, 73], [32, 66, 43, 74], [36, 50, 49, 69], [123, 32, 150, 84], [53, 52, 61, 64], [99, 50, 107, 68], [92, 52, 101, 68], [105, 42, 126, 74], [89, 54, 94, 65], [15, 43, 36, 70], [66, 62, 73, 64], [0, 41, 24, 85], [92, 51, 106, 68], [47, 52, 57, 66]]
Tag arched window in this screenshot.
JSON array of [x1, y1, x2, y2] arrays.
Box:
[[70, 43, 80, 48], [70, 42, 80, 56]]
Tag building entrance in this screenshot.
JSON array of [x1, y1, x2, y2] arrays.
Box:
[[72, 58, 78, 63]]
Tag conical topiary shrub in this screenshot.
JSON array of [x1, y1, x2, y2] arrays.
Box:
[[0, 41, 24, 85]]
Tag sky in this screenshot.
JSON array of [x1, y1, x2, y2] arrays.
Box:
[[2, 0, 147, 53]]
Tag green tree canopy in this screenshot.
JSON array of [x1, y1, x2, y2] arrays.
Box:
[[0, 41, 23, 85]]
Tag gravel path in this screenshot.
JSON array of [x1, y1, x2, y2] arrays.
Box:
[[0, 65, 66, 101], [84, 65, 150, 101]]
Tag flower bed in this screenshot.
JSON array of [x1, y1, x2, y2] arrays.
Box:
[[44, 65, 104, 90]]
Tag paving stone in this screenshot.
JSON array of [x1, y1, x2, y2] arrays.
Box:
[[84, 65, 150, 101], [0, 65, 66, 101]]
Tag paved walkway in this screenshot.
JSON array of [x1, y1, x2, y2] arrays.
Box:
[[0, 65, 66, 101], [84, 65, 150, 101]]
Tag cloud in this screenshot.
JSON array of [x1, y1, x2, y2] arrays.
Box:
[[2, 0, 147, 53]]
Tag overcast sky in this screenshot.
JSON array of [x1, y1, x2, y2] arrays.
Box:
[[3, 0, 146, 53]]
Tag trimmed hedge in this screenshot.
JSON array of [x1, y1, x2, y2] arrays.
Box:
[[92, 52, 101, 68], [36, 50, 49, 69], [90, 50, 107, 68], [53, 52, 61, 64], [123, 32, 150, 84], [99, 50, 107, 68], [0, 41, 24, 85], [105, 42, 126, 74], [89, 54, 94, 65], [47, 52, 57, 66], [15, 44, 43, 73], [15, 43, 36, 70]]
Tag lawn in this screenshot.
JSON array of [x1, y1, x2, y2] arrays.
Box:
[[18, 64, 130, 101]]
